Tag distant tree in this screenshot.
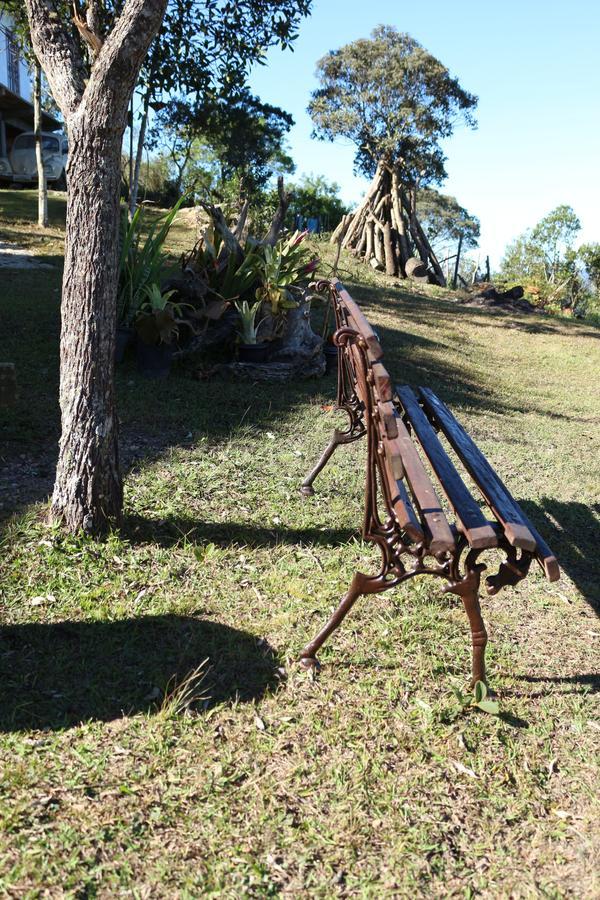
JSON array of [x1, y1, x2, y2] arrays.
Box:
[[574, 242, 600, 318], [286, 174, 348, 232], [499, 206, 582, 307], [309, 27, 477, 280], [309, 26, 476, 184], [1, 3, 50, 227], [417, 188, 480, 254], [127, 0, 311, 213], [155, 88, 295, 201], [578, 242, 600, 293], [500, 206, 580, 282]]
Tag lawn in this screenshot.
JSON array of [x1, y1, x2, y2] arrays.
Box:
[[1, 189, 599, 897]]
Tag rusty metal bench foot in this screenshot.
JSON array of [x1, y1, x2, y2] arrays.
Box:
[[300, 429, 348, 497], [299, 574, 365, 663], [298, 656, 320, 672]]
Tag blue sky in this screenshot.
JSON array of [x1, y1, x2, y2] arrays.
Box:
[[248, 0, 599, 267]]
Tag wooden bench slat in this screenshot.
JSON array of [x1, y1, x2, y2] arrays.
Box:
[[418, 388, 538, 553], [378, 400, 398, 439], [396, 386, 498, 550], [523, 521, 560, 581], [371, 362, 392, 402], [334, 282, 384, 360], [381, 451, 424, 543], [389, 415, 455, 554]]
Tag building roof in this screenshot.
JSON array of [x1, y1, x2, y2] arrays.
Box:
[[0, 84, 62, 132]]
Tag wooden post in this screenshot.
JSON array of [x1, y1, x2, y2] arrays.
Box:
[[453, 234, 463, 289], [33, 62, 48, 229]]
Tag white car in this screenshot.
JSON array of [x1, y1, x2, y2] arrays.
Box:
[[8, 131, 68, 189]]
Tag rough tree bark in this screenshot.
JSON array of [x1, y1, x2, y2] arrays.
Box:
[[33, 62, 48, 229], [24, 0, 168, 533]]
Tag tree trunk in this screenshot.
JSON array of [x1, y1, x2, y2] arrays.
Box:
[[51, 123, 123, 532], [129, 87, 150, 216], [24, 0, 169, 535], [33, 62, 48, 229]]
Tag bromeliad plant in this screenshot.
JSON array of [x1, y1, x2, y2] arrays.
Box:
[[233, 299, 268, 345], [135, 283, 192, 346], [118, 196, 187, 327], [255, 230, 320, 315]]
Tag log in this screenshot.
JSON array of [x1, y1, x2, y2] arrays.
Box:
[[383, 216, 396, 276]]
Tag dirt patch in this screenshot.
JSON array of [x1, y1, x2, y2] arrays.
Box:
[[0, 240, 55, 269]]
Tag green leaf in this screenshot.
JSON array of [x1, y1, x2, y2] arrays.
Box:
[[475, 699, 500, 716], [473, 680, 487, 703]]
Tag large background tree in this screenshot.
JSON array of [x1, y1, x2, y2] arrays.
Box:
[[127, 0, 310, 213], [23, 0, 311, 535], [154, 87, 295, 203], [310, 27, 477, 281]]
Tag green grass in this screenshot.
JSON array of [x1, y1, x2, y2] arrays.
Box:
[[1, 191, 599, 896]]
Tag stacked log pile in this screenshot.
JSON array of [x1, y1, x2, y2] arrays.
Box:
[[331, 162, 446, 286]]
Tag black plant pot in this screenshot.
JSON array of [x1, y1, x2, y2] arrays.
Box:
[[136, 341, 174, 379], [239, 342, 270, 363], [115, 326, 133, 364], [324, 343, 338, 373]]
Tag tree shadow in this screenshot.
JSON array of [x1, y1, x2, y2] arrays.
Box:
[[0, 614, 279, 732], [124, 513, 357, 549], [519, 498, 600, 616]]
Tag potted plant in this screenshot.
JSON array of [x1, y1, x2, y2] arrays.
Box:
[[234, 298, 269, 362], [116, 197, 186, 362], [134, 284, 189, 378]]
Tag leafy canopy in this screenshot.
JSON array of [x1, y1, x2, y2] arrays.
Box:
[[417, 188, 480, 251], [154, 87, 295, 196], [308, 26, 477, 182], [500, 205, 581, 285], [286, 174, 348, 229], [5, 1, 312, 102]]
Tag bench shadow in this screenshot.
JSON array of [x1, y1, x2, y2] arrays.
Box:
[[519, 498, 600, 616], [0, 614, 279, 733], [124, 513, 356, 549], [513, 673, 600, 696]]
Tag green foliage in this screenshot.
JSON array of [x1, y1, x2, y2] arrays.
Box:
[[117, 197, 186, 326], [417, 187, 480, 252], [499, 205, 582, 311], [453, 681, 500, 716], [309, 26, 477, 183], [135, 284, 191, 345], [139, 0, 312, 102], [255, 231, 319, 314], [154, 88, 295, 200], [233, 298, 268, 344], [286, 174, 349, 232]]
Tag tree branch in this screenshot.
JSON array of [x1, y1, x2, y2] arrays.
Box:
[[79, 0, 167, 126], [23, 0, 87, 117]]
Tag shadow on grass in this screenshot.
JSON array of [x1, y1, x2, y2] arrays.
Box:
[[514, 673, 600, 695], [519, 498, 600, 616], [0, 614, 279, 732], [124, 513, 356, 549]]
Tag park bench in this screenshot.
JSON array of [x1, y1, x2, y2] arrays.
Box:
[[299, 280, 559, 685]]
